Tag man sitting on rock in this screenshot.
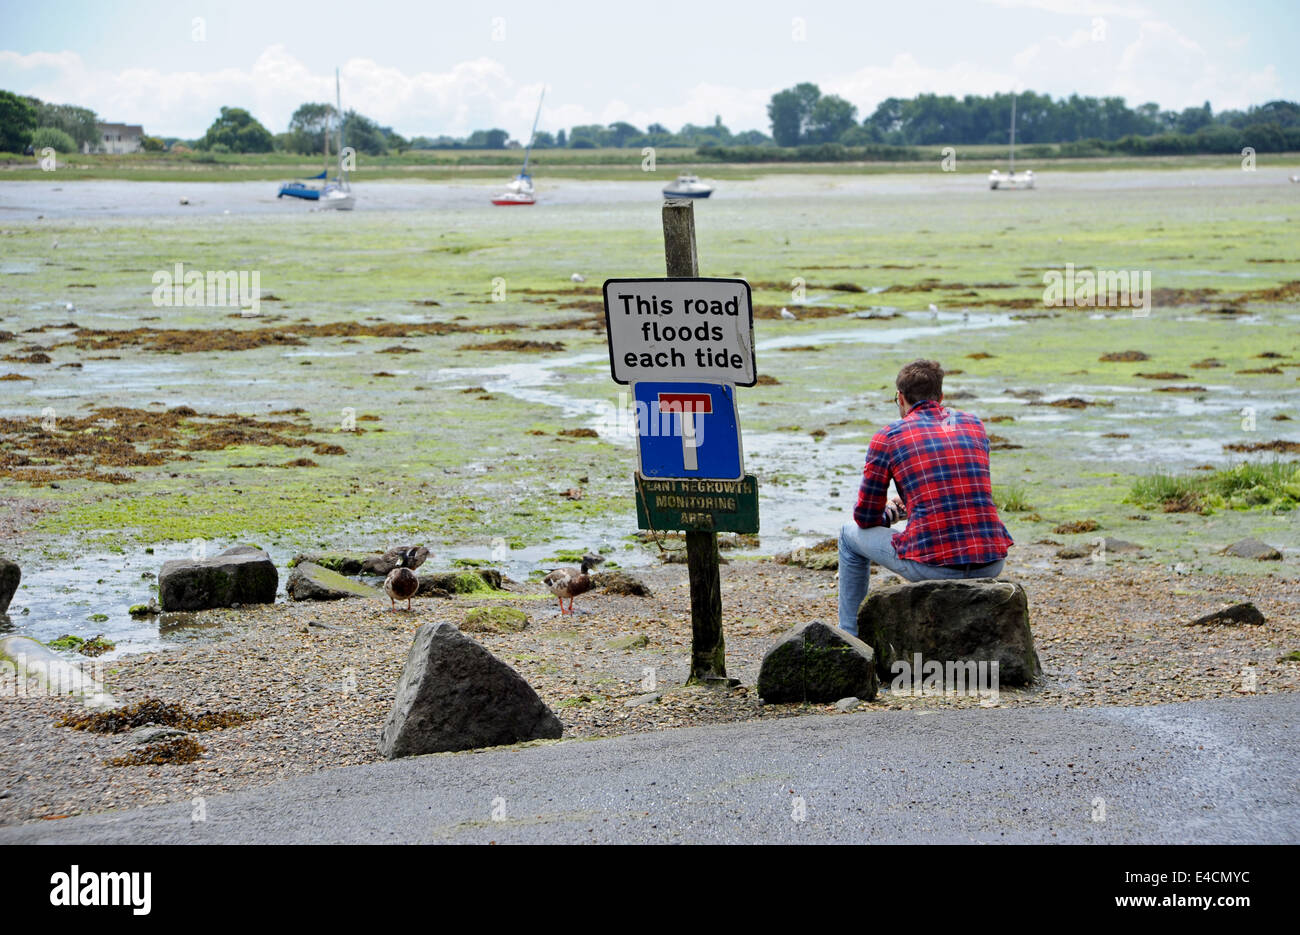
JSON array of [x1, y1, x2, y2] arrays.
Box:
[[838, 358, 1013, 637]]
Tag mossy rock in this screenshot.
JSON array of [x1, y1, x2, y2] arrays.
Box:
[[757, 620, 878, 703], [288, 551, 376, 575], [419, 569, 503, 594], [606, 633, 650, 651], [286, 561, 384, 601], [592, 571, 651, 596], [462, 606, 528, 633]]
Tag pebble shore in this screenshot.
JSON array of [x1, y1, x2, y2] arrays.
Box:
[[2, 544, 1296, 825]]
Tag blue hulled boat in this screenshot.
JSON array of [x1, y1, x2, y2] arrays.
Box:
[[278, 171, 328, 201]]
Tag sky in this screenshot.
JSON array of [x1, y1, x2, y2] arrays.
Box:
[[1, 0, 1296, 140]]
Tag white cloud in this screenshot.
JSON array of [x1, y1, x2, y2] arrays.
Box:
[[826, 53, 1018, 115], [978, 0, 1149, 17], [1010, 18, 1280, 109], [0, 24, 1285, 142], [2, 46, 580, 139]]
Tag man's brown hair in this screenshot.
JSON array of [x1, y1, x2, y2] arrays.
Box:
[[896, 359, 944, 403]]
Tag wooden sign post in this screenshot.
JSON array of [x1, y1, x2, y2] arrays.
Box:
[[661, 200, 727, 685]]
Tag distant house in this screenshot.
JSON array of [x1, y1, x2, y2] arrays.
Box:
[[88, 123, 145, 154]]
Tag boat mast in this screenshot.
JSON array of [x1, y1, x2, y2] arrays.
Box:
[[519, 86, 545, 177], [1009, 93, 1016, 176], [336, 67, 346, 182]]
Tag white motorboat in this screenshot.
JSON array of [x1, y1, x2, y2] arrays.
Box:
[[663, 173, 714, 198]]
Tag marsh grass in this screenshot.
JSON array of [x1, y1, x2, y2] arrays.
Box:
[[1130, 460, 1300, 513], [995, 484, 1034, 512]]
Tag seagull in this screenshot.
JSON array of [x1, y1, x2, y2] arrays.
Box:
[[383, 547, 423, 612], [780, 307, 797, 320], [543, 553, 605, 615], [571, 273, 586, 283]]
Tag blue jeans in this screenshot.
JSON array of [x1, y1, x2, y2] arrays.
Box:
[[837, 520, 1005, 636]]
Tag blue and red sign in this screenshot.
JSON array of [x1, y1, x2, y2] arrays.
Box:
[[631, 381, 743, 481]]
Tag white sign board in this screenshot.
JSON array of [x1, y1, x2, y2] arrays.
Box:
[[602, 278, 755, 386]]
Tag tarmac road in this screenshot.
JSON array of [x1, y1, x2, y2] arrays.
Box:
[[3, 694, 1295, 844]]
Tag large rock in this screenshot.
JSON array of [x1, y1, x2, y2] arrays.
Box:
[[286, 561, 383, 601], [288, 551, 375, 576], [776, 537, 840, 571], [861, 579, 1041, 687], [378, 622, 563, 758], [0, 556, 19, 614], [1220, 538, 1283, 561], [158, 545, 278, 612], [417, 569, 502, 594], [591, 570, 652, 596], [1189, 602, 1266, 626], [757, 620, 878, 703]]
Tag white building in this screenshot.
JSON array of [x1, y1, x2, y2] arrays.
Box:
[[88, 123, 145, 154]]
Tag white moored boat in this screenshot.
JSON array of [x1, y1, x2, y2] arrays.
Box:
[[989, 94, 1034, 191], [492, 87, 544, 206], [662, 173, 714, 198]]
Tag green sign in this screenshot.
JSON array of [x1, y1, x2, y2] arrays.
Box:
[[635, 473, 760, 534]]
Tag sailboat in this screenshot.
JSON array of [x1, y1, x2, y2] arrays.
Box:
[[320, 69, 355, 210], [278, 68, 355, 209], [492, 87, 545, 206], [988, 93, 1035, 191]]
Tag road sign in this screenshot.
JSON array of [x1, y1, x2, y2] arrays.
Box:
[[632, 381, 743, 481], [603, 278, 755, 386], [635, 474, 760, 534]]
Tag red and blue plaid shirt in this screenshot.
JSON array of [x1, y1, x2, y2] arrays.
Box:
[[853, 399, 1013, 566]]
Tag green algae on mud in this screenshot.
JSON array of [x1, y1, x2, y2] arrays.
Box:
[[1, 168, 1298, 594]]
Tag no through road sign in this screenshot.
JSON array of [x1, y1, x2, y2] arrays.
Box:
[[632, 381, 743, 481]]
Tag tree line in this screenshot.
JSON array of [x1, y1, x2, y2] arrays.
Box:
[[0, 90, 165, 153], [3, 84, 1298, 157], [768, 84, 1300, 147]]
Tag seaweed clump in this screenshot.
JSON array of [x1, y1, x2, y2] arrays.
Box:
[[58, 697, 259, 733], [107, 736, 206, 767]]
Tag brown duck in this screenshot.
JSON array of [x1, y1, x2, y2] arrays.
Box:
[[543, 553, 605, 615], [384, 547, 422, 611]]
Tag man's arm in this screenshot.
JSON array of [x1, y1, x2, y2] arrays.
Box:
[[852, 430, 892, 528]]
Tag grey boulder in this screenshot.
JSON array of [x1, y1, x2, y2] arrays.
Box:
[[0, 557, 19, 614], [757, 620, 878, 704], [378, 622, 563, 758], [288, 551, 374, 576], [1189, 602, 1266, 627], [286, 561, 382, 601], [417, 569, 502, 594], [158, 545, 278, 612], [1220, 538, 1283, 561], [860, 578, 1041, 687]]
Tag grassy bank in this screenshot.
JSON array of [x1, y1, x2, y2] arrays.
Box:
[[3, 148, 1298, 182]]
